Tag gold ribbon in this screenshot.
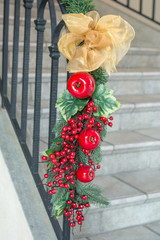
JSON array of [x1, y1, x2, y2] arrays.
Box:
[[58, 11, 135, 74]]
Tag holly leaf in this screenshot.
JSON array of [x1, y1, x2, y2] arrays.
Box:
[[92, 84, 121, 117], [56, 90, 89, 121]]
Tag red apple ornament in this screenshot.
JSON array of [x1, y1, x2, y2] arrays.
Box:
[[76, 165, 95, 183], [79, 128, 100, 150], [67, 72, 95, 99]]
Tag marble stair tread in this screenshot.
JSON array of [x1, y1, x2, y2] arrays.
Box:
[[114, 169, 160, 201], [146, 221, 160, 235], [75, 224, 160, 240], [102, 128, 160, 151]]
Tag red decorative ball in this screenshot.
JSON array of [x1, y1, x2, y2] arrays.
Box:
[[76, 165, 95, 183], [67, 72, 95, 99], [79, 128, 100, 150]]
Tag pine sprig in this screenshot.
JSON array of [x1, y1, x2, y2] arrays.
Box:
[[76, 181, 109, 207], [90, 67, 108, 85], [61, 0, 95, 14]]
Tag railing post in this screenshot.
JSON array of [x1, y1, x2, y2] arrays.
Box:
[[2, 0, 10, 107], [21, 0, 33, 143], [32, 18, 46, 173], [48, 44, 60, 147], [10, 0, 21, 119]]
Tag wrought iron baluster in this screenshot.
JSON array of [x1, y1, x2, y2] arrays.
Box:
[[32, 17, 46, 173], [11, 0, 20, 119], [139, 0, 143, 14], [2, 0, 10, 107], [48, 20, 64, 147], [21, 0, 33, 143], [152, 0, 156, 20]]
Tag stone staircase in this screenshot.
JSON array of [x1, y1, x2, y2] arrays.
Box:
[[1, 0, 160, 239]]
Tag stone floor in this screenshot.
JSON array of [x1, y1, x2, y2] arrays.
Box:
[[75, 222, 160, 240]]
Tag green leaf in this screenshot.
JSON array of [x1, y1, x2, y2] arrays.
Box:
[[45, 148, 52, 156], [56, 90, 89, 121], [92, 84, 121, 118], [47, 162, 54, 169]]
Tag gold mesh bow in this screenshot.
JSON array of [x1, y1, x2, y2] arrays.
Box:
[[58, 11, 135, 74]]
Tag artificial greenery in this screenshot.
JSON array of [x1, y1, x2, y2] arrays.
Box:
[[42, 0, 120, 223], [92, 84, 121, 118], [61, 0, 95, 14], [90, 67, 108, 85], [56, 90, 89, 121]]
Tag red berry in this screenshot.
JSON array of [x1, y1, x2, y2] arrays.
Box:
[[89, 101, 94, 107], [64, 183, 69, 188], [83, 114, 89, 119], [44, 174, 49, 178], [108, 122, 113, 127], [81, 216, 85, 221], [76, 166, 95, 183], [62, 126, 68, 132], [70, 180, 75, 185], [72, 202, 77, 208], [85, 202, 90, 208], [79, 163, 83, 167], [79, 128, 100, 150], [70, 222, 76, 227], [96, 122, 101, 127], [42, 155, 47, 161], [52, 189, 57, 194], [87, 124, 92, 128], [55, 151, 60, 156], [67, 72, 95, 99], [97, 164, 101, 169], [67, 200, 72, 204], [70, 193, 74, 198], [82, 195, 87, 200], [75, 134, 79, 139], [47, 182, 52, 187], [78, 204, 84, 209], [93, 106, 98, 111], [68, 217, 72, 221], [104, 121, 108, 125], [78, 221, 82, 225], [48, 190, 53, 195], [109, 116, 113, 120]]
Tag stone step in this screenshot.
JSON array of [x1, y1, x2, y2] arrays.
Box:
[[109, 68, 160, 96], [38, 128, 160, 175], [5, 68, 160, 105], [0, 42, 160, 76], [0, 41, 66, 76], [75, 221, 160, 240], [73, 168, 160, 237], [24, 94, 160, 139]]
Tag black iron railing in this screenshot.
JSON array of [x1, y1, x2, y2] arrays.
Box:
[[113, 0, 160, 25], [0, 0, 70, 239]]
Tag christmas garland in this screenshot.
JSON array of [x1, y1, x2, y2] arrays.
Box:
[[40, 0, 135, 229]]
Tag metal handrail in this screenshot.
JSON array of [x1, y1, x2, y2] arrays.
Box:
[[113, 0, 160, 25]]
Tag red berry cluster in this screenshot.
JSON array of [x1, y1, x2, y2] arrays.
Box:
[[64, 193, 90, 227], [41, 73, 114, 228]]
